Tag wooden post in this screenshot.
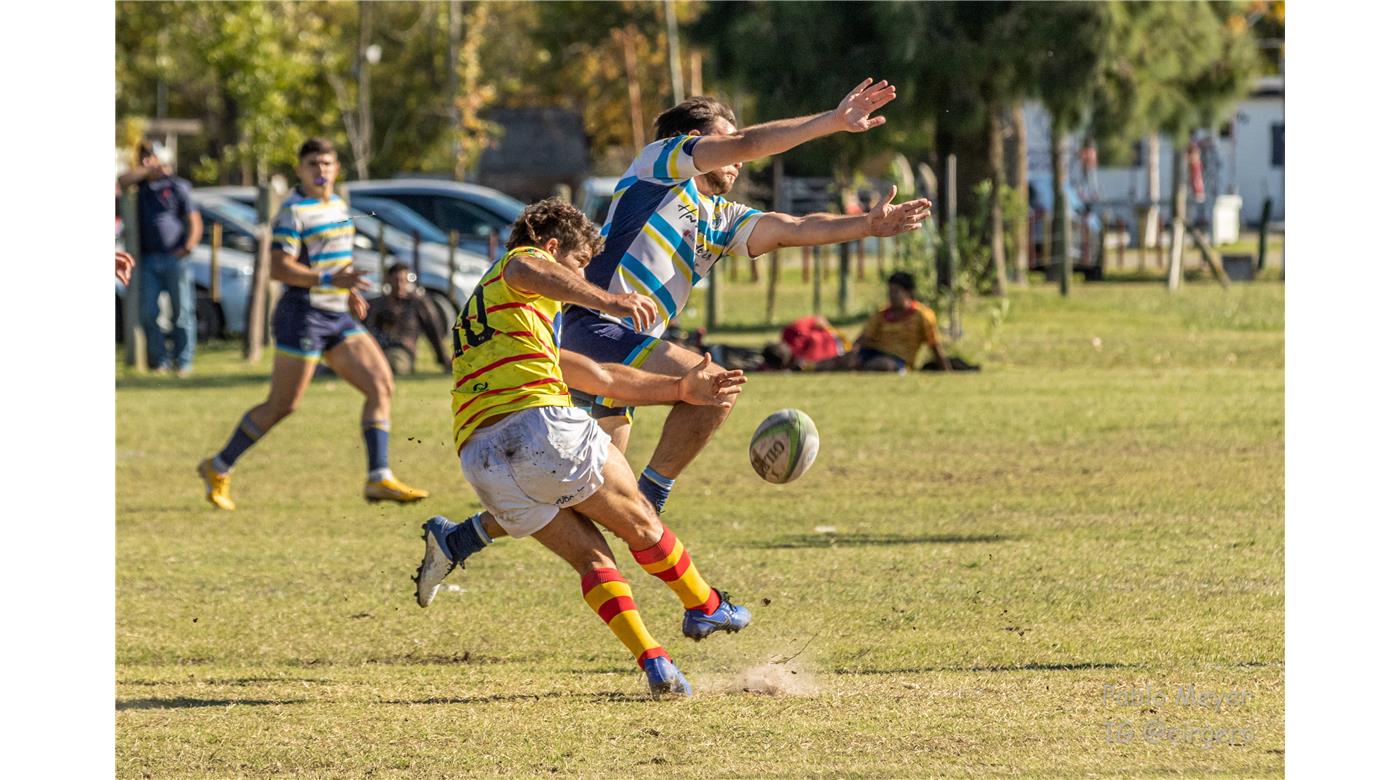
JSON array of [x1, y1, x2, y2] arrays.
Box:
[[618, 27, 645, 155], [412, 229, 422, 281], [1166, 143, 1188, 292], [801, 245, 811, 282], [244, 184, 275, 362], [1117, 218, 1126, 269], [447, 229, 460, 308], [487, 232, 499, 261], [764, 248, 780, 325], [812, 245, 823, 315], [856, 236, 866, 281], [1153, 212, 1164, 270], [376, 221, 387, 291], [728, 253, 738, 282], [876, 234, 885, 277], [120, 189, 146, 369], [838, 240, 851, 317], [1190, 226, 1230, 288], [210, 222, 222, 303], [944, 154, 960, 339], [1256, 198, 1273, 271]]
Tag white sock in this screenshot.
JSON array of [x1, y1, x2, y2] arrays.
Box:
[[368, 467, 394, 483]]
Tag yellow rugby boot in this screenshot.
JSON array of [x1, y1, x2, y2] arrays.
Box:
[[365, 475, 430, 503], [197, 459, 235, 511]]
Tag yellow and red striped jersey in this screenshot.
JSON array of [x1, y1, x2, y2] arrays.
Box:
[[861, 301, 940, 367], [451, 246, 570, 452]]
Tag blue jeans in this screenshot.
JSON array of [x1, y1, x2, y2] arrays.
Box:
[[139, 252, 196, 370]]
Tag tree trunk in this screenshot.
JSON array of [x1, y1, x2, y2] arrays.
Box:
[[618, 27, 645, 155], [354, 0, 374, 180], [1011, 105, 1030, 286], [1052, 130, 1071, 297], [987, 107, 1008, 297], [447, 0, 462, 181], [1145, 133, 1161, 248], [664, 0, 684, 103], [1166, 141, 1188, 292]]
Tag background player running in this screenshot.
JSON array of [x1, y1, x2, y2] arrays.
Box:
[[413, 199, 749, 698], [197, 138, 429, 510], [565, 77, 933, 514]]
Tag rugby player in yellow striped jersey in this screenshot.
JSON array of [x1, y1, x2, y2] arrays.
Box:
[[412, 199, 750, 698], [196, 138, 428, 510]]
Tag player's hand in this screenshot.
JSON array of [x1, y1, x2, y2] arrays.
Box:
[[115, 250, 134, 285], [677, 353, 747, 408], [349, 290, 369, 320], [603, 291, 658, 332], [831, 78, 897, 134], [865, 185, 932, 237], [331, 266, 373, 292]]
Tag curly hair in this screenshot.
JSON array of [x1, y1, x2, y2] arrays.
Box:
[[506, 197, 604, 259]]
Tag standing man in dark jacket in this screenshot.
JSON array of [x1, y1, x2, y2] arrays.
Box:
[[118, 141, 203, 376]]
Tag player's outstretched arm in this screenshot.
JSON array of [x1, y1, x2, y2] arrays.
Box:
[[504, 252, 658, 331], [561, 351, 746, 408], [745, 185, 932, 257], [691, 78, 897, 173]]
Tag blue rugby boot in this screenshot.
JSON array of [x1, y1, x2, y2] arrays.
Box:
[[414, 514, 492, 608], [682, 590, 752, 641], [642, 655, 693, 699]]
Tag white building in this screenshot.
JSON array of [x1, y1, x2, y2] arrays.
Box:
[[1023, 76, 1284, 228]]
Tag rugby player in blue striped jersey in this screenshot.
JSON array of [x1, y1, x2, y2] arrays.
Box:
[[197, 138, 429, 510], [565, 78, 933, 514]]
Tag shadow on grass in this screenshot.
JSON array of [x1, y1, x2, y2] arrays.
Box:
[[120, 676, 330, 687], [117, 697, 309, 710], [834, 661, 1138, 675], [116, 373, 273, 391], [704, 312, 871, 336], [748, 533, 1012, 550], [384, 691, 649, 705]]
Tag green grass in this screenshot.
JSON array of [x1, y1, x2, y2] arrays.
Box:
[[117, 279, 1283, 777]]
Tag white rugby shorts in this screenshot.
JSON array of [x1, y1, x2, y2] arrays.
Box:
[[458, 405, 609, 538]]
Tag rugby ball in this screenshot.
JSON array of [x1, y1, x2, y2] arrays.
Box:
[[749, 409, 820, 484]]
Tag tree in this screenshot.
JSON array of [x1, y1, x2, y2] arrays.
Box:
[[1023, 2, 1114, 297], [1087, 1, 1260, 290]]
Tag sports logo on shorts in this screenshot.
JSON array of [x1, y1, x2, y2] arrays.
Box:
[[301, 336, 316, 354]]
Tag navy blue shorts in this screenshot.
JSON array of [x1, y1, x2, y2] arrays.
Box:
[[272, 295, 367, 360], [560, 306, 662, 420], [858, 346, 906, 370]]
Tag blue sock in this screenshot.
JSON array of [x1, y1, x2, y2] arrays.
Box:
[[363, 419, 390, 475], [214, 413, 264, 472], [445, 513, 494, 562], [638, 466, 676, 514]]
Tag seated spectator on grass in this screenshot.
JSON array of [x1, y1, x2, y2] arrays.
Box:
[[365, 263, 450, 375], [810, 271, 952, 372]]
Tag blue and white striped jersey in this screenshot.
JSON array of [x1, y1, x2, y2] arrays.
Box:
[[584, 136, 765, 336]]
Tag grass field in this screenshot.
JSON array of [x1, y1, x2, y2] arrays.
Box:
[[116, 277, 1283, 777]]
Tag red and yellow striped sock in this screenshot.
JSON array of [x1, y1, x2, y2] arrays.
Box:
[[631, 526, 721, 615], [581, 567, 668, 668]]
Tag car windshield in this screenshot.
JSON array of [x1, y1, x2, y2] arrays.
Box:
[[204, 198, 261, 226], [351, 197, 450, 243], [347, 207, 415, 245], [477, 190, 527, 218]]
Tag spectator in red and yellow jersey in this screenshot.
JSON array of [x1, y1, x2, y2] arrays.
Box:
[[812, 271, 952, 372]]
